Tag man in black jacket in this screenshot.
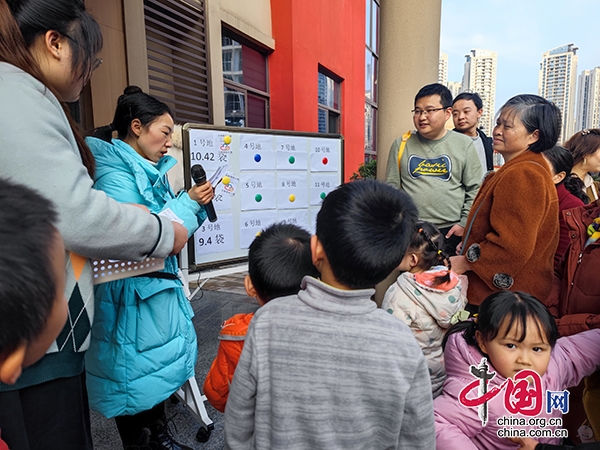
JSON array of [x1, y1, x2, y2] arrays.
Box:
[[452, 92, 495, 175]]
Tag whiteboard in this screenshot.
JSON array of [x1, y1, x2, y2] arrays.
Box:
[[182, 125, 344, 266]]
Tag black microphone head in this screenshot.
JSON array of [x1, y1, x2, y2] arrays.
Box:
[[191, 164, 206, 184]]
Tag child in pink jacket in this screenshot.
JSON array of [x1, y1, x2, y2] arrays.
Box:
[[434, 291, 600, 449]]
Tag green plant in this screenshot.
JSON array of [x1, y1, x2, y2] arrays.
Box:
[[350, 158, 377, 180]]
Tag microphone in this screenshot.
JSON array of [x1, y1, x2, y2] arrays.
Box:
[[191, 164, 218, 223]]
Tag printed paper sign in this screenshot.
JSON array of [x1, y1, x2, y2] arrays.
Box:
[[239, 210, 278, 249], [276, 136, 308, 171], [310, 138, 340, 172], [277, 209, 310, 232], [241, 173, 276, 211], [194, 213, 234, 257], [276, 173, 308, 209], [309, 174, 339, 205], [240, 134, 275, 170]]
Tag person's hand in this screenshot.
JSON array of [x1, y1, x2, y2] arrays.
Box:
[[446, 224, 465, 238], [188, 181, 214, 205], [456, 240, 463, 254], [449, 255, 472, 275], [170, 221, 189, 256], [509, 437, 539, 450]]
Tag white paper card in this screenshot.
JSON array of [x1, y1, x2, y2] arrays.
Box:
[[310, 139, 339, 172], [239, 210, 278, 249], [189, 130, 230, 171], [240, 134, 275, 170], [309, 174, 339, 206], [194, 214, 234, 257], [277, 209, 310, 232], [157, 207, 184, 225]]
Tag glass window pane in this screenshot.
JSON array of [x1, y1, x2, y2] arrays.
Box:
[[247, 93, 266, 128], [222, 37, 243, 84], [372, 1, 379, 54], [365, 49, 372, 100], [372, 55, 378, 102], [364, 103, 373, 153], [318, 108, 327, 133], [318, 73, 328, 106], [328, 111, 339, 134], [224, 86, 246, 127]]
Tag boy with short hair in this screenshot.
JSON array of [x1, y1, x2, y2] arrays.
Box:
[[385, 83, 482, 256], [224, 179, 435, 450], [203, 222, 319, 412], [0, 178, 68, 447]]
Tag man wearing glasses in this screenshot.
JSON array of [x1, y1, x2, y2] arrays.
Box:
[[385, 83, 482, 256]]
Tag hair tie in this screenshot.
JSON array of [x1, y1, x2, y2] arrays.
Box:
[[582, 129, 590, 135]]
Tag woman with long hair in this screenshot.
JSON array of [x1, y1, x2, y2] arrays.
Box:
[[0, 1, 188, 448]]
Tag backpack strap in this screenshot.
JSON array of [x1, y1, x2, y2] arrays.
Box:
[[397, 131, 412, 172]]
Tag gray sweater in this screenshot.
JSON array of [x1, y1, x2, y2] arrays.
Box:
[[224, 276, 435, 450], [0, 62, 175, 389]]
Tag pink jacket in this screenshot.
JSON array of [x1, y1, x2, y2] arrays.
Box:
[[434, 329, 600, 449]]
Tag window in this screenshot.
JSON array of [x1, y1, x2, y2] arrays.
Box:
[[365, 0, 379, 160], [222, 29, 269, 128], [318, 70, 341, 134], [144, 0, 210, 124]]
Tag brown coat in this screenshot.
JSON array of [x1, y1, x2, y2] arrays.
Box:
[[463, 151, 559, 305], [544, 200, 600, 337]]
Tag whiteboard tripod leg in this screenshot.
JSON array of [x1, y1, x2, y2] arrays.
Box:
[[174, 377, 214, 440]]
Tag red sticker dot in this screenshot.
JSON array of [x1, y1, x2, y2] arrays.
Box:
[[322, 157, 328, 165]]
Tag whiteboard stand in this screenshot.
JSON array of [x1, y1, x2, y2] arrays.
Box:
[[173, 377, 214, 442]]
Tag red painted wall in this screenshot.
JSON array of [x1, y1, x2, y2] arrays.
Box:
[[270, 0, 365, 180]]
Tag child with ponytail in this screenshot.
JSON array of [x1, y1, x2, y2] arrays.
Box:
[[435, 291, 600, 449], [382, 221, 468, 397]]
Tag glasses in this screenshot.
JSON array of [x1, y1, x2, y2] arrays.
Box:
[[62, 33, 103, 71], [411, 107, 447, 117]]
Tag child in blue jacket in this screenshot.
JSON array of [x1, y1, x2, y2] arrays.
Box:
[[85, 86, 213, 450]]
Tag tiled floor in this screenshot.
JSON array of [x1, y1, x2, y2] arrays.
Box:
[[91, 271, 258, 449]]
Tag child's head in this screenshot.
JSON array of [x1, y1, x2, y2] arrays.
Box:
[[399, 221, 449, 275], [0, 178, 68, 385], [413, 83, 453, 140], [542, 145, 574, 185], [314, 179, 418, 289], [446, 291, 558, 379], [245, 222, 318, 304]]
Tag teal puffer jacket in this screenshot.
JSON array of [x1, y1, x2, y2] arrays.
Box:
[[84, 137, 206, 418]]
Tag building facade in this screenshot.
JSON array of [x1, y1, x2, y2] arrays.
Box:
[[462, 49, 497, 135], [82, 0, 440, 180], [575, 67, 600, 131], [439, 52, 448, 86], [538, 44, 579, 143]]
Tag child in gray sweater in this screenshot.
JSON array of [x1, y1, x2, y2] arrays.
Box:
[[224, 179, 435, 450]]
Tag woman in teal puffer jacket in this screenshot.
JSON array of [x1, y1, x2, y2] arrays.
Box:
[[84, 86, 213, 450]]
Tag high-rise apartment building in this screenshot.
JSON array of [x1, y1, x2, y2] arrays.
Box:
[[575, 67, 600, 131], [538, 44, 578, 142], [462, 49, 497, 135], [439, 52, 448, 86], [447, 81, 462, 99]]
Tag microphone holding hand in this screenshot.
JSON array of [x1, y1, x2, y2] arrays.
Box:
[[191, 164, 218, 223]]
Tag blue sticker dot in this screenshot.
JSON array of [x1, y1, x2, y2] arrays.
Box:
[[254, 154, 261, 162]]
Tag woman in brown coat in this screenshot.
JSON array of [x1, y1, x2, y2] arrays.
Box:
[[450, 94, 561, 306]]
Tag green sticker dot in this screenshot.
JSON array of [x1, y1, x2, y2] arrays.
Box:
[[320, 192, 326, 199], [288, 155, 296, 164], [255, 194, 262, 202]]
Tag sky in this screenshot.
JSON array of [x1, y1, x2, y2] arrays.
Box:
[[440, 0, 600, 112]]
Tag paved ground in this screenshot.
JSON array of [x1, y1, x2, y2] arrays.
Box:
[[90, 266, 258, 449]]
